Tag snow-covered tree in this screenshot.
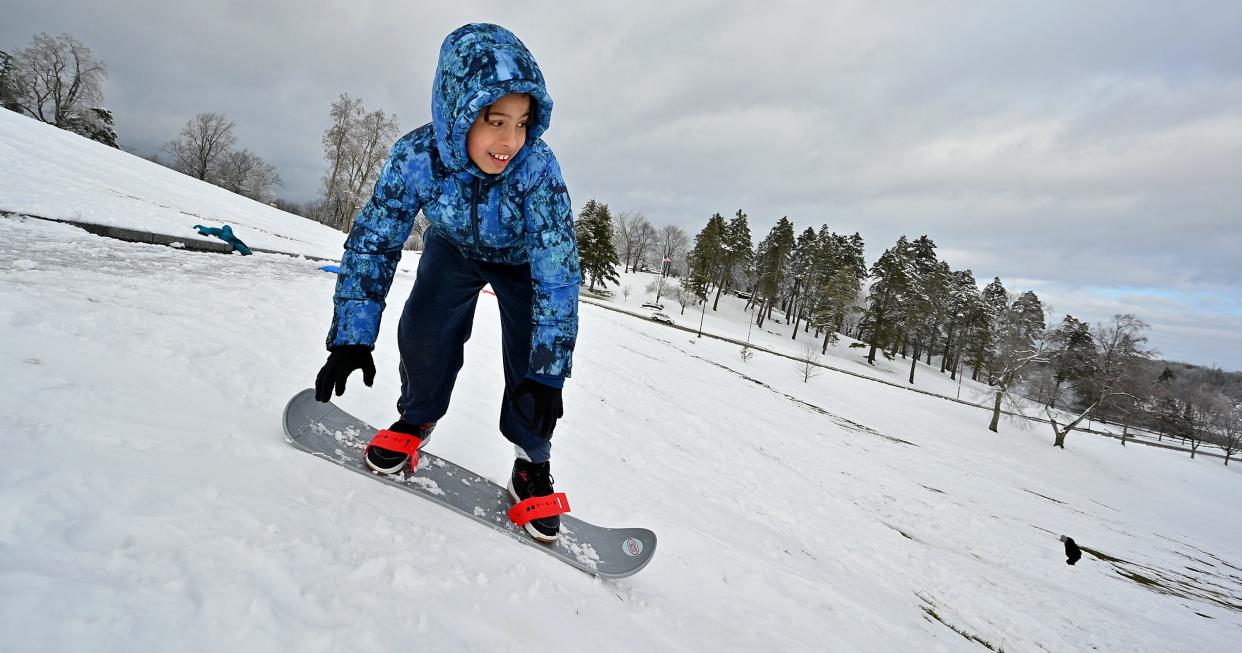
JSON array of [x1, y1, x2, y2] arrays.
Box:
[[1219, 401, 1240, 466], [7, 34, 107, 128], [940, 269, 980, 380], [985, 290, 1048, 433], [860, 236, 914, 365], [656, 224, 688, 278], [318, 94, 400, 231], [1048, 314, 1153, 449], [752, 217, 795, 329], [713, 210, 752, 311]]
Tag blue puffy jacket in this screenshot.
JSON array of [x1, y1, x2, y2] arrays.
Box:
[[327, 23, 581, 380]]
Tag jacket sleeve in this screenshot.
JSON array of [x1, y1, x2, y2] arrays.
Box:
[[523, 157, 581, 379], [326, 143, 423, 349]]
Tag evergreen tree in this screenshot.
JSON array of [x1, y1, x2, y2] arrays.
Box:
[[753, 217, 796, 328], [984, 290, 1049, 432], [0, 50, 21, 112], [941, 269, 979, 379], [712, 209, 751, 310], [574, 199, 621, 292], [1046, 315, 1095, 409], [967, 277, 1008, 382], [786, 226, 819, 339], [816, 267, 862, 353], [861, 236, 915, 365], [686, 213, 726, 300], [63, 106, 118, 147], [899, 238, 950, 384]]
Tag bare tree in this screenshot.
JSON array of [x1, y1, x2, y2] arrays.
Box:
[[988, 341, 1049, 433], [795, 341, 823, 383], [614, 212, 639, 273], [214, 149, 282, 201], [341, 108, 399, 231], [1181, 387, 1224, 460], [1219, 402, 1240, 466], [319, 94, 362, 228], [657, 224, 689, 277], [1047, 314, 1153, 448], [164, 112, 237, 182], [621, 284, 633, 302], [630, 217, 657, 272], [318, 94, 399, 230], [8, 33, 107, 129], [672, 284, 697, 315]]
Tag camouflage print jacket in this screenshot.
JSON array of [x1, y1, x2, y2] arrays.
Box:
[[327, 23, 580, 381]]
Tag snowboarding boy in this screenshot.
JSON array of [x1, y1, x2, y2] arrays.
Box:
[[314, 23, 580, 542]]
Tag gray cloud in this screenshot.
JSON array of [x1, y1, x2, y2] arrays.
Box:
[[4, 0, 1240, 368]]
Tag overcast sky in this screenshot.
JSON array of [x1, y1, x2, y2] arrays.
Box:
[[5, 1, 1241, 370]]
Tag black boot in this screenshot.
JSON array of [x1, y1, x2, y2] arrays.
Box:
[[508, 458, 560, 542], [365, 420, 435, 474]]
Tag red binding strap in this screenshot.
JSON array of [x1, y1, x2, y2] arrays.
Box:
[[508, 493, 571, 526], [365, 429, 423, 472]]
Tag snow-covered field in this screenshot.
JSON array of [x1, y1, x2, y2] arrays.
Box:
[[3, 110, 1242, 651]]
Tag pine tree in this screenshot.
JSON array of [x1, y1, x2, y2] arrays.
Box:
[[861, 236, 915, 365], [941, 269, 979, 379], [712, 209, 752, 310], [0, 50, 21, 112], [63, 106, 118, 148], [686, 213, 726, 301], [574, 200, 621, 292], [753, 217, 796, 328], [968, 277, 1009, 382], [894, 236, 949, 383], [1046, 315, 1094, 409]]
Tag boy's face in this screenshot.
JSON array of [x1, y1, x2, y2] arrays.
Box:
[[466, 93, 531, 174]]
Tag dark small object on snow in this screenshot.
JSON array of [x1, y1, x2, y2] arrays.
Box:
[[1060, 534, 1082, 565], [193, 224, 253, 255], [319, 264, 341, 274]]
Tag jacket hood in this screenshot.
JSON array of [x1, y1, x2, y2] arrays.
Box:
[[431, 23, 554, 175]]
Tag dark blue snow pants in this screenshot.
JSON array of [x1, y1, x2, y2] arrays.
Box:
[[396, 227, 552, 463]]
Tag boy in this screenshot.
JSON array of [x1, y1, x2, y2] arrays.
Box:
[[314, 23, 580, 542]]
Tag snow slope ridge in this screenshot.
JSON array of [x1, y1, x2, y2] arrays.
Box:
[[0, 109, 346, 259], [3, 215, 1241, 652]]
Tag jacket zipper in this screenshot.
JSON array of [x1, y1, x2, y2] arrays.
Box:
[[470, 177, 482, 246]]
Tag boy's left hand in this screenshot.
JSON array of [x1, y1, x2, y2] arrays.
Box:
[[511, 378, 563, 439]]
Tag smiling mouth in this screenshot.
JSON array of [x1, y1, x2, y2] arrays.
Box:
[[489, 152, 511, 164]]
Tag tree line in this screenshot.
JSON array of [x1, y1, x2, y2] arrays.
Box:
[[574, 204, 1241, 462]]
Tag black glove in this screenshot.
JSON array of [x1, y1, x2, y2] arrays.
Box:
[[1061, 535, 1082, 566], [315, 345, 376, 402], [511, 378, 563, 439]]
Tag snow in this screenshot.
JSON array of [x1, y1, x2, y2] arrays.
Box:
[[3, 109, 1242, 651]]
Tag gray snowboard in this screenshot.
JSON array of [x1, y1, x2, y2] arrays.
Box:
[[282, 388, 656, 579]]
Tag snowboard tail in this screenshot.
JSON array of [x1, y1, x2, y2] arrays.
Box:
[[282, 389, 656, 578]]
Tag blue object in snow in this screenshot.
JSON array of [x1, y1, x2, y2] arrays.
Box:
[[319, 265, 341, 274], [193, 224, 253, 255]]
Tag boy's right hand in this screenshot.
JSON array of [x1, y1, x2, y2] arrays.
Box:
[[315, 345, 376, 402]]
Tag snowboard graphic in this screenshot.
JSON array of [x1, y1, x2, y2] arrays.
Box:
[[283, 389, 656, 578]]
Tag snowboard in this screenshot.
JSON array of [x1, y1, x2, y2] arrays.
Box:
[[282, 388, 656, 579]]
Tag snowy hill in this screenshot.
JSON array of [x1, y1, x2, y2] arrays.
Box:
[[0, 110, 348, 260], [3, 110, 1242, 651]]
